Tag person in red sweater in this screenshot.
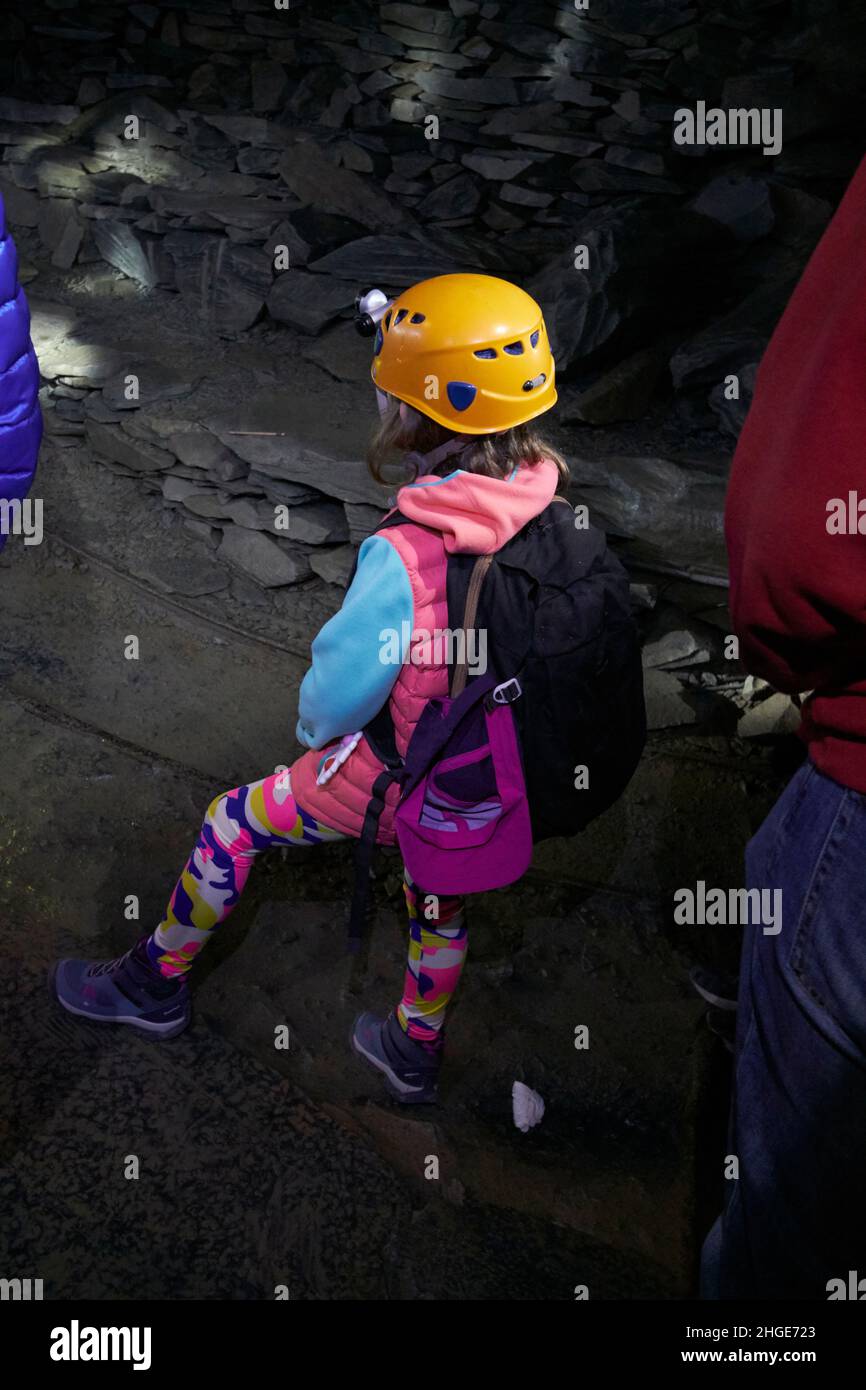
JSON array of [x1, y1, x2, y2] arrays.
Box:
[[704, 155, 866, 1299]]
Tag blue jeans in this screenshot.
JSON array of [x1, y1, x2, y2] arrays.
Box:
[[701, 759, 866, 1299]]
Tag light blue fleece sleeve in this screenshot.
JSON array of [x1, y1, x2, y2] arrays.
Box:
[[295, 534, 413, 750]]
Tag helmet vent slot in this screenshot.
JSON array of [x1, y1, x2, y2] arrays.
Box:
[[530, 330, 540, 348], [410, 312, 426, 324], [474, 347, 497, 359], [504, 341, 524, 355], [394, 309, 409, 325], [384, 311, 392, 331], [374, 326, 383, 354]]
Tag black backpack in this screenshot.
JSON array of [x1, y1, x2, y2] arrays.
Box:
[[344, 498, 646, 947], [445, 497, 646, 842]]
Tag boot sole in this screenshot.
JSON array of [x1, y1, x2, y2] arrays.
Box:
[[48, 963, 191, 1040], [349, 1020, 438, 1105]]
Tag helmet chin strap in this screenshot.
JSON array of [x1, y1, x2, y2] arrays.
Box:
[[376, 390, 473, 476], [405, 435, 473, 477]]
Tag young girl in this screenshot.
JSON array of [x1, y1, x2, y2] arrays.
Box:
[[52, 273, 566, 1105]]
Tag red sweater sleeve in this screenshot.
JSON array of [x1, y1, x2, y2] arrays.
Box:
[[726, 155, 866, 696]]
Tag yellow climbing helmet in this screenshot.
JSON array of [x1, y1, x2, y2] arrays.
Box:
[[370, 273, 557, 434]]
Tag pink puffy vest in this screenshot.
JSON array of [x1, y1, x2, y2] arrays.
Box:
[[289, 520, 449, 844]]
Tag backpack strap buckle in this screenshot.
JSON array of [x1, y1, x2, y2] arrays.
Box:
[[489, 677, 522, 707]]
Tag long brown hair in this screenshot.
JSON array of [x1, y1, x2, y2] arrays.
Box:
[[367, 397, 570, 489]]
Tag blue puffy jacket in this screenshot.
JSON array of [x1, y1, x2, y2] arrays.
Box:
[[0, 192, 42, 552]]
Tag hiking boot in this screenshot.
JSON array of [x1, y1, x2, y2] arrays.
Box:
[[690, 964, 739, 1011], [51, 936, 191, 1039], [351, 1011, 441, 1104]]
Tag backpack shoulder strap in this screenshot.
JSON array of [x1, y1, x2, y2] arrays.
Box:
[[450, 554, 493, 698]]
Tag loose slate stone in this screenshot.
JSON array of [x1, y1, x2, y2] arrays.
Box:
[[461, 152, 537, 180], [391, 152, 436, 178], [382, 23, 465, 53], [0, 178, 40, 226], [167, 430, 249, 481], [278, 141, 407, 231], [86, 420, 175, 473], [92, 219, 174, 289], [150, 190, 291, 225], [738, 692, 800, 738], [199, 113, 295, 147], [180, 492, 236, 521], [345, 501, 386, 544], [82, 394, 125, 424], [162, 475, 211, 504], [0, 98, 79, 125], [480, 102, 562, 134], [417, 172, 481, 220], [479, 19, 572, 58], [247, 471, 321, 505], [164, 233, 273, 335], [403, 47, 475, 70], [223, 497, 287, 533], [408, 70, 518, 104], [335, 140, 377, 173], [383, 175, 426, 197], [284, 501, 350, 545], [303, 324, 378, 384], [237, 147, 281, 176], [483, 201, 526, 232], [512, 132, 603, 157], [390, 98, 427, 124], [381, 2, 462, 34], [37, 342, 127, 390], [498, 183, 554, 208], [575, 451, 727, 577], [251, 60, 290, 114], [218, 526, 312, 587], [267, 272, 357, 335], [102, 363, 200, 412], [38, 199, 85, 269], [182, 23, 260, 53], [183, 518, 220, 548], [264, 219, 312, 268], [605, 145, 667, 177], [643, 668, 698, 730], [307, 234, 461, 285], [211, 431, 389, 509], [310, 544, 356, 587], [33, 158, 93, 200], [526, 76, 612, 105]]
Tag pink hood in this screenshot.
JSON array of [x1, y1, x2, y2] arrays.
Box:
[[395, 458, 560, 554]]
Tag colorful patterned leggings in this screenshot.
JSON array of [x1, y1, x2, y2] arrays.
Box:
[[147, 765, 468, 1050]]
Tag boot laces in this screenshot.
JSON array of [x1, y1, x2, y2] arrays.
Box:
[[88, 946, 134, 978]]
